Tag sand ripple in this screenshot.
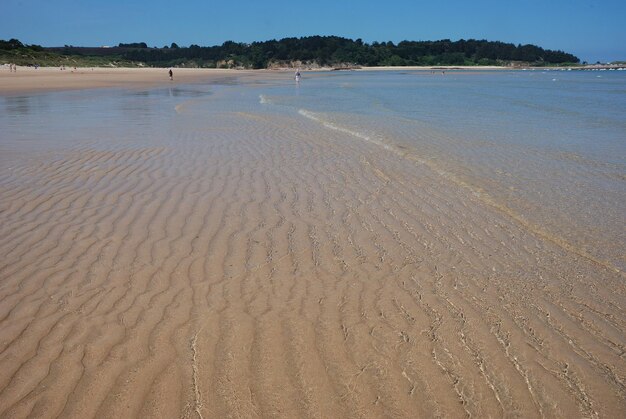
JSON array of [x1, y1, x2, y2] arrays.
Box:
[[1, 105, 625, 418]]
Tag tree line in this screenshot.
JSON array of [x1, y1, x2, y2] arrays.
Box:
[[119, 36, 579, 68], [2, 36, 580, 68], [0, 38, 43, 52]]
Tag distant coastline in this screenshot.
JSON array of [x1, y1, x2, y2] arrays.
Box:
[[2, 36, 587, 69], [2, 63, 624, 97]]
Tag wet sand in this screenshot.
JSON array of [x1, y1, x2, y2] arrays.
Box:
[[0, 74, 625, 418], [0, 67, 258, 94]]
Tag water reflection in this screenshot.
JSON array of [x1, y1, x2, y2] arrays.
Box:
[[3, 96, 31, 115], [1, 95, 52, 116], [0, 82, 216, 147], [127, 86, 212, 98]]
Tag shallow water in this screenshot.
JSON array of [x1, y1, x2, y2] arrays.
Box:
[[2, 71, 625, 271], [256, 70, 626, 271]]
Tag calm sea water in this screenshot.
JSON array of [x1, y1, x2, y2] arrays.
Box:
[[1, 69, 625, 270], [261, 69, 626, 272]]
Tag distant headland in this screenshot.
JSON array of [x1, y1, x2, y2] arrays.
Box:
[[0, 36, 594, 69]]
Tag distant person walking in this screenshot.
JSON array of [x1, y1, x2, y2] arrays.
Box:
[[169, 69, 173, 80]]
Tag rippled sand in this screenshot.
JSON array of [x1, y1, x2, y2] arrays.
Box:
[[1, 78, 625, 418]]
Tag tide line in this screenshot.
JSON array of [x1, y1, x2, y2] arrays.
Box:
[[297, 108, 623, 275]]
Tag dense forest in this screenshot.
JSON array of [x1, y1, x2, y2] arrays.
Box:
[[2, 36, 580, 68]]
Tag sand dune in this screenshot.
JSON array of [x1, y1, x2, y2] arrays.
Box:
[[1, 79, 625, 418]]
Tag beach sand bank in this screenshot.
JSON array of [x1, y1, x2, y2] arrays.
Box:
[[0, 65, 541, 96], [0, 66, 261, 95], [0, 73, 624, 418]]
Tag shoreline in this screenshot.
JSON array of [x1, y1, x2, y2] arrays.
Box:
[[4, 63, 624, 96], [0, 66, 256, 95]]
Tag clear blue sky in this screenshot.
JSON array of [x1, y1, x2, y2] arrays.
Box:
[[1, 0, 625, 62]]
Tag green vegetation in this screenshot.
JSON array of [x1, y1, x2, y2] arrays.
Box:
[[0, 38, 140, 67], [117, 42, 148, 48], [1, 36, 580, 68]]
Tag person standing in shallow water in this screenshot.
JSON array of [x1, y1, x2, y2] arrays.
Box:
[[169, 69, 173, 80]]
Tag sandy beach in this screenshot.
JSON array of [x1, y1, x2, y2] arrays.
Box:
[[1, 69, 625, 418], [0, 65, 520, 95], [0, 66, 260, 94]]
